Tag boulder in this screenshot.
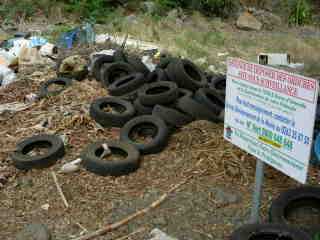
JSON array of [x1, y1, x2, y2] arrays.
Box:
[[236, 12, 262, 31]]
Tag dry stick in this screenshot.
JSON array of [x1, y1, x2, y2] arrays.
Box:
[[114, 227, 146, 240], [71, 175, 194, 240], [51, 171, 69, 208]]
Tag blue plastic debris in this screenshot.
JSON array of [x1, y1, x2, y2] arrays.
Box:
[[57, 23, 95, 49], [312, 131, 320, 166], [29, 36, 48, 48]]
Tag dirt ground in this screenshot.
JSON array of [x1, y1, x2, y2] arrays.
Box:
[[0, 39, 320, 240]]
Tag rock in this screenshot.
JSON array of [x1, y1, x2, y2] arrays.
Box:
[[236, 12, 262, 31], [16, 223, 51, 240], [57, 55, 88, 81], [149, 228, 178, 240], [253, 10, 282, 30], [210, 187, 241, 205], [141, 1, 157, 15]]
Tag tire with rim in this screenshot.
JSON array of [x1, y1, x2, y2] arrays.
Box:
[[11, 134, 65, 170], [166, 59, 207, 91], [81, 140, 140, 176], [39, 77, 72, 98], [108, 73, 146, 97], [269, 186, 320, 238], [138, 81, 178, 106], [176, 96, 220, 123], [231, 224, 312, 240], [194, 88, 225, 116], [100, 62, 135, 88], [90, 97, 135, 128], [120, 115, 169, 154], [91, 55, 114, 81], [152, 105, 193, 127]]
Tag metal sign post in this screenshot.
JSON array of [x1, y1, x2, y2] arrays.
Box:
[[250, 159, 265, 223]]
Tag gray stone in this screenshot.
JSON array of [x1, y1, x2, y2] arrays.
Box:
[[236, 12, 262, 31], [16, 223, 51, 240], [141, 1, 157, 15], [253, 10, 282, 30], [211, 187, 241, 205]]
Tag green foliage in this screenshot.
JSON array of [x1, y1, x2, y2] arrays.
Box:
[[155, 0, 236, 17], [288, 0, 312, 26]]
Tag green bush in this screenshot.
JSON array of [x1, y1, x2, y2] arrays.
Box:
[[155, 0, 236, 17], [288, 0, 312, 25]]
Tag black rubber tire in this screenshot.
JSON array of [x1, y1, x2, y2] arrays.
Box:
[[152, 105, 193, 127], [176, 96, 220, 123], [209, 74, 226, 97], [166, 59, 207, 91], [100, 62, 135, 87], [11, 134, 65, 170], [156, 57, 178, 70], [231, 224, 312, 240], [91, 55, 114, 81], [194, 88, 225, 116], [120, 115, 169, 154], [108, 73, 146, 97], [113, 49, 128, 62], [138, 81, 178, 106], [269, 186, 320, 238], [147, 69, 168, 83], [127, 56, 150, 76], [90, 97, 135, 128], [133, 98, 154, 115], [177, 88, 193, 98], [39, 77, 72, 98], [81, 140, 140, 177]]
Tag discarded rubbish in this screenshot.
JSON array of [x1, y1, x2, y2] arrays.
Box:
[[142, 55, 156, 71], [29, 36, 48, 48], [0, 49, 18, 67], [41, 203, 50, 211], [0, 65, 16, 86], [59, 158, 82, 174], [24, 93, 38, 103], [57, 22, 95, 49], [39, 43, 58, 57], [258, 53, 304, 70], [149, 229, 178, 240], [101, 143, 111, 156], [95, 34, 159, 51], [57, 55, 88, 80]]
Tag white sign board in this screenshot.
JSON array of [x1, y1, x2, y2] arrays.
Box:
[[224, 58, 319, 183]]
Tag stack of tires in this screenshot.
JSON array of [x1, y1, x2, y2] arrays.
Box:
[[84, 50, 227, 176], [231, 186, 320, 240]]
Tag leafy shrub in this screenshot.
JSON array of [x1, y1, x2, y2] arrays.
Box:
[[288, 0, 312, 25], [155, 0, 236, 17]]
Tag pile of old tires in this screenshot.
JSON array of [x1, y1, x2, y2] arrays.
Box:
[[231, 186, 320, 240], [80, 50, 226, 176]]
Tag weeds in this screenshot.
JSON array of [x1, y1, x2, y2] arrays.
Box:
[[288, 0, 312, 26]]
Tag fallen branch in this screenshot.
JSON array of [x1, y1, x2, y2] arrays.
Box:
[[71, 175, 194, 240], [51, 171, 69, 208], [114, 227, 146, 240]]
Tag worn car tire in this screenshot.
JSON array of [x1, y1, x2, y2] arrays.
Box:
[[209, 74, 226, 97], [147, 69, 168, 83], [108, 73, 146, 97], [166, 59, 207, 91], [120, 115, 169, 154], [128, 56, 150, 76], [177, 88, 193, 99], [231, 224, 312, 240], [101, 62, 135, 87], [113, 49, 128, 62], [194, 88, 225, 116], [11, 134, 65, 170], [138, 81, 178, 106], [152, 105, 193, 127], [81, 140, 140, 176], [176, 96, 219, 123], [39, 77, 72, 98], [91, 55, 114, 81], [90, 97, 135, 128], [269, 186, 320, 238], [133, 98, 154, 115]]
